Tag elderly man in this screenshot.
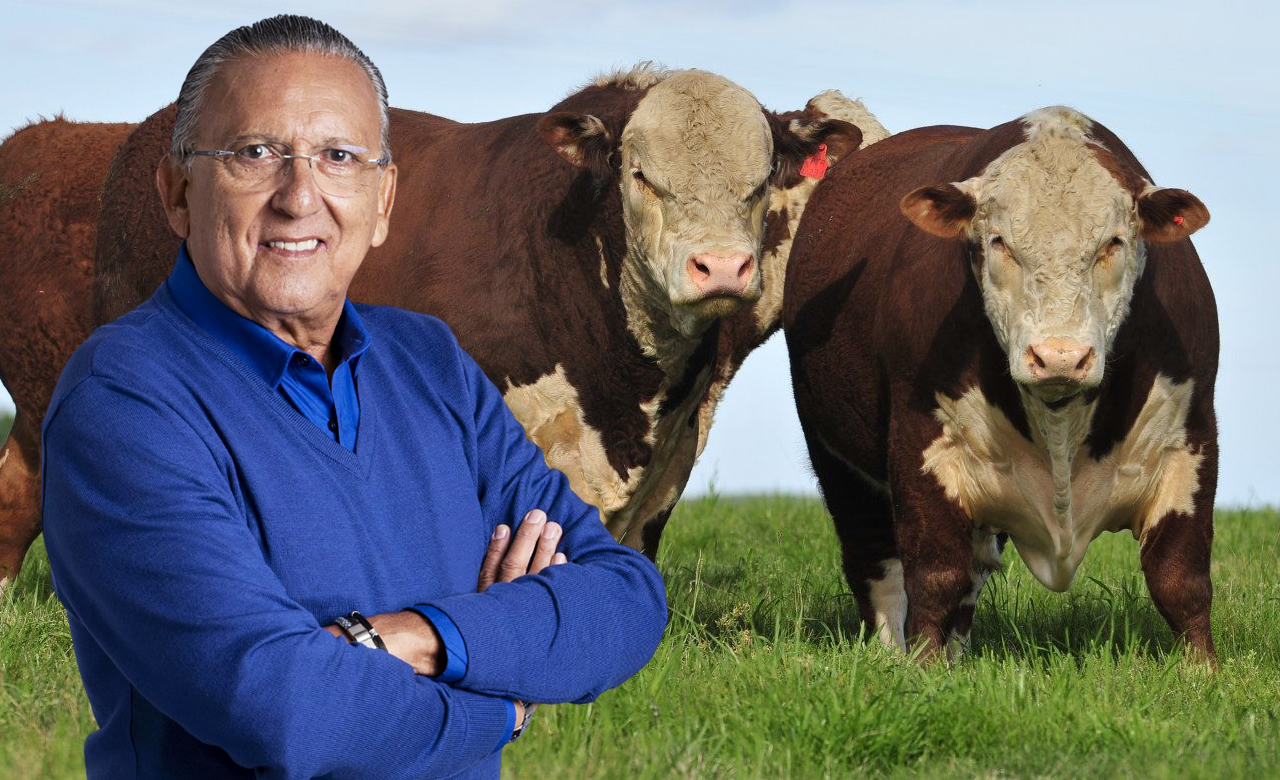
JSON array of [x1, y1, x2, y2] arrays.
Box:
[[41, 15, 667, 779]]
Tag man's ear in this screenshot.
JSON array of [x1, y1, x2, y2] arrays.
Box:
[[770, 113, 863, 187], [155, 153, 191, 239], [1138, 186, 1209, 243], [371, 162, 398, 248], [537, 112, 614, 179], [900, 182, 978, 239]]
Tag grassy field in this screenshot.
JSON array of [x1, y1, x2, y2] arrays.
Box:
[[3, 497, 1278, 778]]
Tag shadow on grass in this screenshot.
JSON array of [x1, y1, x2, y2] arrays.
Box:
[[665, 552, 1183, 665], [971, 570, 1180, 662]]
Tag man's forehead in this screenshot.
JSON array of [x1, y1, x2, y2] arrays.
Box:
[[197, 51, 380, 143]]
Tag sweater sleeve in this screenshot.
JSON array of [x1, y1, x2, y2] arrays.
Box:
[[41, 375, 511, 779], [420, 339, 668, 704]]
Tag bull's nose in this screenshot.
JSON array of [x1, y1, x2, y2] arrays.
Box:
[[1024, 338, 1096, 384], [686, 252, 755, 297]]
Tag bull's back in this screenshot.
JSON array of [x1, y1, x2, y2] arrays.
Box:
[[0, 117, 134, 415], [361, 109, 613, 386], [93, 105, 180, 324], [783, 126, 978, 472]]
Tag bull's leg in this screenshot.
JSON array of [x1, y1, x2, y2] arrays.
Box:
[[1140, 512, 1215, 661], [943, 530, 1005, 661], [1139, 431, 1217, 662], [0, 414, 42, 590], [804, 431, 903, 649], [888, 435, 975, 662]]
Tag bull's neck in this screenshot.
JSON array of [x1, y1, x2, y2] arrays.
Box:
[[1019, 389, 1098, 557], [753, 177, 822, 341], [618, 256, 714, 380]]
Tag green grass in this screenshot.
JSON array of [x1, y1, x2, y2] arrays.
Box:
[[3, 499, 1278, 778]]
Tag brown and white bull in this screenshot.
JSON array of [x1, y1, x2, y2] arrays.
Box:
[[784, 107, 1216, 660], [0, 66, 885, 583]]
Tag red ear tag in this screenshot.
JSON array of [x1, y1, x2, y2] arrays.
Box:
[[799, 143, 829, 179], [1173, 215, 1185, 226]]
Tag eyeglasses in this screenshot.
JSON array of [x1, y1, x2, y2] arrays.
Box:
[[189, 141, 388, 196]]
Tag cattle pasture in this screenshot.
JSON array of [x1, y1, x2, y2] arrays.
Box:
[[2, 497, 1277, 777]]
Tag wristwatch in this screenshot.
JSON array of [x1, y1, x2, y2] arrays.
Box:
[[510, 701, 537, 741], [334, 611, 387, 651]]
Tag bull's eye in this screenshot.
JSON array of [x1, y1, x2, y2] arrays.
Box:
[[1096, 236, 1125, 270], [987, 234, 1021, 270], [631, 168, 655, 196]]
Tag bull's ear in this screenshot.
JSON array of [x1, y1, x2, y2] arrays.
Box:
[[537, 112, 614, 179], [770, 114, 862, 187], [900, 183, 977, 239], [1138, 187, 1209, 243]]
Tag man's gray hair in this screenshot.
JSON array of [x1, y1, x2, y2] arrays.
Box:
[[171, 14, 391, 168]]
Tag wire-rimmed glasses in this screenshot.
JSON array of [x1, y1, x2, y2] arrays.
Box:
[[188, 140, 388, 196]]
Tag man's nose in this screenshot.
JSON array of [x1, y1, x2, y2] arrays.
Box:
[[271, 155, 323, 216]]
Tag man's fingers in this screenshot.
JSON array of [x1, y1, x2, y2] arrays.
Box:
[[476, 524, 511, 593], [551, 552, 568, 566], [528, 522, 561, 575], [498, 510, 545, 582]]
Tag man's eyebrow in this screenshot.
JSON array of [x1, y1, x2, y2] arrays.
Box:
[[222, 135, 370, 152]]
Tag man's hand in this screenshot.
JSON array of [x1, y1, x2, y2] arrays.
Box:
[[324, 611, 445, 676], [325, 509, 569, 678], [477, 509, 568, 593], [476, 509, 563, 744]]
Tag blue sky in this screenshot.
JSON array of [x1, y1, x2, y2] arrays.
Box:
[[2, 0, 1276, 506]]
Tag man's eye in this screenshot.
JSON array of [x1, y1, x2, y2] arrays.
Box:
[[239, 144, 270, 159], [323, 148, 354, 164]]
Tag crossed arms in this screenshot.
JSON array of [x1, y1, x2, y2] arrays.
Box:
[[41, 324, 668, 779]]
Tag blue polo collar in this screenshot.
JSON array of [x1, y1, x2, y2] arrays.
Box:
[[166, 244, 370, 389]]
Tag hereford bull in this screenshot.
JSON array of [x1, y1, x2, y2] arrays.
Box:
[[0, 67, 885, 584], [784, 106, 1216, 660]]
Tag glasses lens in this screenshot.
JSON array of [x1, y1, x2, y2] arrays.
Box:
[[311, 147, 379, 196], [221, 143, 379, 196]]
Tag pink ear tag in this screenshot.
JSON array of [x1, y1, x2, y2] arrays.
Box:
[[800, 143, 829, 179], [1173, 215, 1185, 226]]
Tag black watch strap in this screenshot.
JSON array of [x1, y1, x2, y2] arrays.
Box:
[[334, 611, 387, 651]]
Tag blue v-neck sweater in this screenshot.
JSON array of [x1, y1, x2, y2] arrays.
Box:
[[41, 282, 667, 779]]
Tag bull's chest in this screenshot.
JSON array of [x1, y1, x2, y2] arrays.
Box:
[[500, 362, 712, 539], [920, 374, 1202, 591]]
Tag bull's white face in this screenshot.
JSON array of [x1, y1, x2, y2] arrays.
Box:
[[903, 107, 1207, 404], [619, 72, 773, 339], [964, 129, 1143, 401]]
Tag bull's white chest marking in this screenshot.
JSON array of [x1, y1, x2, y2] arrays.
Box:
[[921, 375, 1201, 591], [502, 363, 713, 543], [502, 366, 641, 519]]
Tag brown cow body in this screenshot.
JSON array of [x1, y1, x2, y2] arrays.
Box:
[[784, 108, 1217, 660], [0, 68, 887, 583], [0, 117, 135, 586]]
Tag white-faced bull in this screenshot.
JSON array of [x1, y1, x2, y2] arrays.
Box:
[[784, 106, 1216, 661]]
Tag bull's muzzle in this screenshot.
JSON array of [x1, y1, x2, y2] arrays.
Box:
[[1023, 337, 1097, 396], [686, 251, 755, 298]]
